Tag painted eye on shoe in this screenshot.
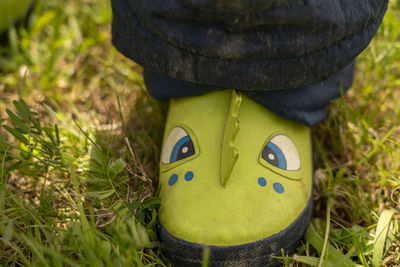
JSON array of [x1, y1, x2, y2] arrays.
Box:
[[261, 134, 300, 171], [161, 126, 196, 164]]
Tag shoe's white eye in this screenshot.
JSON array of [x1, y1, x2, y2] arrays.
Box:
[[261, 134, 300, 171], [162, 127, 195, 164]]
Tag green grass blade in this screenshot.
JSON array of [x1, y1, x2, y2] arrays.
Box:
[[372, 209, 396, 267], [3, 125, 29, 145], [12, 100, 32, 123], [306, 223, 359, 267], [6, 109, 29, 134], [0, 134, 9, 151], [201, 247, 210, 267]]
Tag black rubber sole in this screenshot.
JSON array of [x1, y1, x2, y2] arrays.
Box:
[[159, 193, 313, 267]]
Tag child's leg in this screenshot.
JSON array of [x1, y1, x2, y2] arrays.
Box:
[[144, 62, 354, 127], [111, 0, 388, 266]]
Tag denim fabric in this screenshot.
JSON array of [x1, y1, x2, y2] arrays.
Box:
[[144, 62, 354, 126], [112, 0, 387, 91]]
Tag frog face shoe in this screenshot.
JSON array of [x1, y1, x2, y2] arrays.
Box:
[[0, 0, 33, 34], [158, 90, 313, 266]]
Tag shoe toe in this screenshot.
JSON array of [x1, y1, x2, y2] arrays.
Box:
[[159, 195, 313, 267], [159, 90, 313, 266]]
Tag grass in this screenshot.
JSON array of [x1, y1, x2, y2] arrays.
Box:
[[0, 0, 399, 266]]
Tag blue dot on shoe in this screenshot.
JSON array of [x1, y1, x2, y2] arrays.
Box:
[[168, 174, 178, 186], [185, 171, 194, 181], [258, 177, 267, 187], [273, 182, 284, 194]]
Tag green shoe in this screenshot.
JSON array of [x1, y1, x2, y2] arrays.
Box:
[[0, 0, 33, 34], [159, 90, 313, 266]]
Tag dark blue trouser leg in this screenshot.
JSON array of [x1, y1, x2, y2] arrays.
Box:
[[144, 62, 354, 126]]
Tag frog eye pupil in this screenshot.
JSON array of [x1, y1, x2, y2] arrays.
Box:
[[162, 126, 197, 164], [170, 137, 195, 163], [262, 142, 287, 170]]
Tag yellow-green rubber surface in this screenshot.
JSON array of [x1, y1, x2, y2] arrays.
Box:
[[0, 0, 32, 33], [159, 90, 312, 246]]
